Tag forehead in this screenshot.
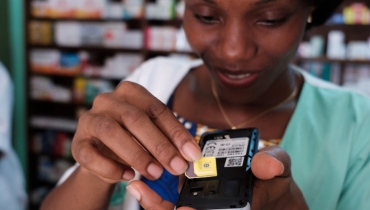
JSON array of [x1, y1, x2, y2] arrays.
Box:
[[186, 0, 307, 7]]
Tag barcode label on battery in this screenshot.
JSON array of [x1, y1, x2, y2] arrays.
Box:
[[224, 157, 244, 167], [202, 137, 249, 158]]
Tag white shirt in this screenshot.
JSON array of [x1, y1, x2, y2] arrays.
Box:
[[0, 62, 27, 210]]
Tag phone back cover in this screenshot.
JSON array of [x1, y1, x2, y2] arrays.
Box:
[[176, 128, 260, 209]]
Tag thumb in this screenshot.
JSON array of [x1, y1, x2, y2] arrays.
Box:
[[251, 146, 291, 180]]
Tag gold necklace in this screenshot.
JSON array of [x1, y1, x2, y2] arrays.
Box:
[[211, 80, 299, 130]]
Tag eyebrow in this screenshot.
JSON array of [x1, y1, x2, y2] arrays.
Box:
[[255, 0, 277, 6], [202, 0, 217, 5], [202, 0, 277, 6]]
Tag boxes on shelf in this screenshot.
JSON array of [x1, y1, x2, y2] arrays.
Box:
[[53, 21, 144, 49], [145, 0, 176, 20], [342, 64, 370, 96], [31, 0, 144, 19], [33, 130, 72, 158], [30, 49, 61, 73], [54, 21, 82, 46], [80, 23, 106, 46], [145, 26, 192, 52], [74, 78, 114, 103], [30, 76, 72, 103], [298, 30, 370, 61], [122, 0, 145, 19], [343, 3, 370, 25], [75, 0, 107, 19], [30, 48, 143, 79], [47, 0, 78, 18], [29, 21, 53, 45], [145, 26, 177, 51]]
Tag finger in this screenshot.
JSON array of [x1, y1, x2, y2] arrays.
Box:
[[77, 113, 164, 180], [92, 90, 195, 176], [117, 82, 202, 162], [251, 146, 291, 180], [72, 135, 135, 182], [126, 180, 195, 210], [250, 147, 296, 210]]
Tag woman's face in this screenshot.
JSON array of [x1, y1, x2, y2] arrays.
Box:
[[183, 0, 312, 94]]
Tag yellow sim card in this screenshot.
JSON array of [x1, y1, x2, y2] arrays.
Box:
[[194, 157, 217, 177], [185, 157, 217, 179]]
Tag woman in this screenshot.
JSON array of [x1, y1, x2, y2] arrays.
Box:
[[41, 0, 370, 209]]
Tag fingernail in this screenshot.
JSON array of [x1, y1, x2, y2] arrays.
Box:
[[183, 142, 202, 162], [122, 170, 135, 180], [147, 163, 163, 179], [271, 156, 284, 176], [170, 156, 188, 175], [279, 161, 284, 175], [126, 185, 141, 201]]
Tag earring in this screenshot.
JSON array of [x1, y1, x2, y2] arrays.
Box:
[[307, 15, 312, 23]]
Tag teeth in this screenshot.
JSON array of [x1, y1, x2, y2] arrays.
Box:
[[225, 73, 251, 79]]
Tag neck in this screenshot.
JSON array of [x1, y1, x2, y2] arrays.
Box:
[[212, 66, 300, 110]]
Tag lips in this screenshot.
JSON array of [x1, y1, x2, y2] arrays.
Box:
[[224, 73, 252, 80], [214, 67, 261, 88]]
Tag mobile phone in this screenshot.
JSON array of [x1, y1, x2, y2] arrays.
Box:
[[176, 128, 259, 210]]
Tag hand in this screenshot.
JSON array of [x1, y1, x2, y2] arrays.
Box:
[[127, 180, 194, 210], [72, 81, 202, 183], [127, 146, 308, 210], [251, 146, 308, 210]]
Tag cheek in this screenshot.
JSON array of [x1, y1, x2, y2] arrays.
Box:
[[260, 26, 305, 65], [183, 16, 214, 55]]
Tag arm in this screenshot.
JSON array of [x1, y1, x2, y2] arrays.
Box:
[[41, 81, 201, 209], [40, 166, 115, 210]]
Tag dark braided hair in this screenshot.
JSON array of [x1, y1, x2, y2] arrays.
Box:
[[307, 0, 345, 29]]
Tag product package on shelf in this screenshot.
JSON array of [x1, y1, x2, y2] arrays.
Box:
[[30, 49, 61, 73], [54, 21, 82, 46], [30, 76, 72, 103], [123, 0, 145, 19], [81, 23, 105, 46], [82, 52, 143, 78], [342, 64, 370, 96], [145, 26, 177, 51], [29, 21, 53, 45], [75, 0, 106, 19], [145, 0, 176, 20], [47, 0, 77, 18], [30, 116, 78, 132], [104, 22, 128, 47], [33, 130, 72, 158], [74, 78, 114, 104], [53, 21, 144, 49], [343, 3, 370, 25], [297, 61, 344, 86]]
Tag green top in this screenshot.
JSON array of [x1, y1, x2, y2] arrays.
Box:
[[282, 69, 370, 210]]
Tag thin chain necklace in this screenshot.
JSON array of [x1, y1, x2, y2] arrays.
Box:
[[211, 80, 299, 130]]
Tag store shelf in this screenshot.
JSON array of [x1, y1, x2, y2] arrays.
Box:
[[28, 44, 143, 52], [294, 57, 370, 65]]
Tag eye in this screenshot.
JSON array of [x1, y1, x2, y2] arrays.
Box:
[[258, 17, 287, 26], [194, 14, 219, 24]]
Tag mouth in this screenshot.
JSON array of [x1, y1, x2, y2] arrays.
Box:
[[214, 67, 261, 88], [224, 73, 252, 80]]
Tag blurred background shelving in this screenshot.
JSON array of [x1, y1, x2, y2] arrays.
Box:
[[25, 0, 193, 209], [17, 0, 370, 209], [294, 0, 370, 94]]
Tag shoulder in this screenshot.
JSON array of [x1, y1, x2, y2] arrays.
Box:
[[124, 56, 202, 103], [293, 65, 370, 124], [125, 56, 202, 83]]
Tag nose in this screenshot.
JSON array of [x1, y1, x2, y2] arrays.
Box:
[[217, 20, 257, 64]]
